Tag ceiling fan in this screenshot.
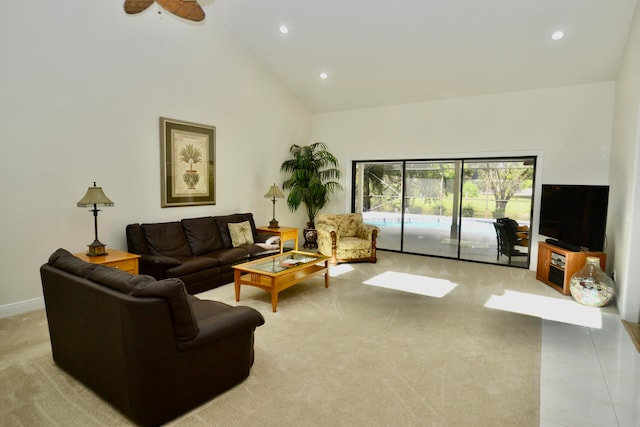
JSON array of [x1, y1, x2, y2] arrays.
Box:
[[124, 0, 205, 22]]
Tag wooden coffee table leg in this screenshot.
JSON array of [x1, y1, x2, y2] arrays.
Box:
[[271, 277, 278, 312], [234, 270, 241, 302]]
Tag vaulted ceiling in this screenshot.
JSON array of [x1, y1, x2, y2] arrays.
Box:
[[210, 0, 639, 113]]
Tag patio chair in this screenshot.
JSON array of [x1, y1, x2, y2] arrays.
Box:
[[493, 221, 528, 264], [496, 217, 530, 247]]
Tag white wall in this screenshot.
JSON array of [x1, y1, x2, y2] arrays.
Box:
[[311, 82, 615, 270], [610, 2, 640, 322], [0, 1, 311, 314], [1, 2, 633, 321]]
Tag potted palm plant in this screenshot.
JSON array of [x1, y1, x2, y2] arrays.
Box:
[[179, 144, 202, 189], [280, 143, 342, 246]]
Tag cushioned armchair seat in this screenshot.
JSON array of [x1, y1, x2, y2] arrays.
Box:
[[316, 213, 380, 265]]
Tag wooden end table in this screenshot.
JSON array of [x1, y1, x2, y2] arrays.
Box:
[[232, 251, 329, 312], [74, 249, 140, 274], [256, 226, 299, 253]]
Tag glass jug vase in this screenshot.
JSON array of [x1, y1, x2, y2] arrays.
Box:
[[569, 256, 614, 307]]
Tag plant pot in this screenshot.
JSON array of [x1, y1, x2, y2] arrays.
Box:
[[183, 170, 200, 189], [303, 228, 318, 249]]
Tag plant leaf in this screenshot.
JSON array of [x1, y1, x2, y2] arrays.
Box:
[[123, 0, 154, 14]]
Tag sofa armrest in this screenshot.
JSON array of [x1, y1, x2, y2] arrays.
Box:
[[357, 223, 380, 239], [316, 224, 338, 240], [254, 232, 280, 244], [138, 255, 182, 280], [177, 306, 265, 351]]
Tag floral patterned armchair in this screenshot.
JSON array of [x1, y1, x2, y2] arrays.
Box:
[[316, 213, 380, 265]]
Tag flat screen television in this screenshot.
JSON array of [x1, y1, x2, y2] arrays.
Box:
[[538, 184, 609, 251]]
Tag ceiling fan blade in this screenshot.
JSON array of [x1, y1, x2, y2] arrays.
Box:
[[156, 0, 205, 22], [123, 0, 154, 14]]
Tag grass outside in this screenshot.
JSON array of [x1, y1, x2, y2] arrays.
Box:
[[404, 195, 532, 222]]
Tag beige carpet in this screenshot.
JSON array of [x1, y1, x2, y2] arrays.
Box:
[[1, 252, 541, 426]]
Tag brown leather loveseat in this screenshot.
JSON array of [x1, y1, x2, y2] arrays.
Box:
[[40, 248, 265, 426], [126, 213, 280, 294]]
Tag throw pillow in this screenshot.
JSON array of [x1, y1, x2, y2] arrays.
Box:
[[228, 221, 254, 247]]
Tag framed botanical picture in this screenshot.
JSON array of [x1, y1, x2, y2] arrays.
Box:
[[160, 117, 216, 207]]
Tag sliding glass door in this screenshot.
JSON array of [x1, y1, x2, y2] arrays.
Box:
[[402, 160, 459, 257], [457, 159, 534, 266], [352, 157, 535, 268], [354, 162, 403, 251]]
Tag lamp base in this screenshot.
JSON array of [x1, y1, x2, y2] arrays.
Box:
[[86, 240, 108, 257], [268, 219, 280, 229]]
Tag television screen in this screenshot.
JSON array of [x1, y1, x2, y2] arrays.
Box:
[[539, 184, 609, 251]]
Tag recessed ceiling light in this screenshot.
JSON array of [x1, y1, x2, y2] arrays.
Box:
[[319, 72, 328, 80], [279, 25, 289, 34], [551, 30, 564, 41]]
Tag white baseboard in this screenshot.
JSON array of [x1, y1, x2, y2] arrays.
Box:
[[0, 297, 45, 319]]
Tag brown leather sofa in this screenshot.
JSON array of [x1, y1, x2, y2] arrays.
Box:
[[40, 248, 265, 426], [126, 213, 280, 294]]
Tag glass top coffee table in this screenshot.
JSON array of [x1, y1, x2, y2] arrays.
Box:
[[232, 251, 330, 312]]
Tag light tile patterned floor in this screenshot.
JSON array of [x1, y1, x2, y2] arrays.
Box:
[[540, 313, 640, 427]]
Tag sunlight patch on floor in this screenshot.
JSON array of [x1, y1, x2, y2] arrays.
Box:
[[363, 271, 457, 297], [484, 290, 603, 328]]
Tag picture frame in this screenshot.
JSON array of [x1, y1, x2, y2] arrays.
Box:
[[160, 117, 216, 207]]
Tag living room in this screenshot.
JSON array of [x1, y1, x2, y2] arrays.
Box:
[[2, 1, 640, 425], [2, 1, 639, 322]]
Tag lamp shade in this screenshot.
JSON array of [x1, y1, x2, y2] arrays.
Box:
[[77, 184, 114, 207], [264, 184, 285, 199]]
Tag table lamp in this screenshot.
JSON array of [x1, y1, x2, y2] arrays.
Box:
[[77, 182, 114, 256], [264, 183, 285, 228]]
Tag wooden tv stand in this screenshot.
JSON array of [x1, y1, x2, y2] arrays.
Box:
[[536, 241, 606, 295]]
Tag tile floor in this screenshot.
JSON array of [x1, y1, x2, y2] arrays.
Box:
[[540, 313, 640, 427]]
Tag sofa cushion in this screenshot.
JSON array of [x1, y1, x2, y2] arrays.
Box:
[[188, 297, 235, 322], [48, 248, 96, 277], [336, 213, 362, 237], [125, 223, 150, 255], [182, 216, 225, 255], [228, 221, 255, 247], [87, 263, 157, 293], [206, 247, 251, 265], [49, 248, 155, 291], [132, 278, 199, 341], [50, 250, 157, 294], [165, 256, 219, 276], [215, 213, 257, 248], [141, 222, 192, 257]]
